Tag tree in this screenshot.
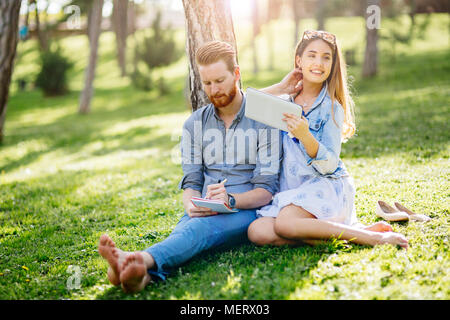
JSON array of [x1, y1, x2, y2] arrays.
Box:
[[292, 0, 303, 47], [112, 0, 128, 77], [316, 0, 327, 30], [79, 0, 104, 114], [181, 0, 240, 111], [362, 0, 380, 78], [131, 10, 181, 94], [251, 0, 261, 74], [0, 0, 21, 144]]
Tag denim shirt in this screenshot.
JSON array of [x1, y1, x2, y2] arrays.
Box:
[[280, 83, 349, 179], [179, 91, 283, 198]]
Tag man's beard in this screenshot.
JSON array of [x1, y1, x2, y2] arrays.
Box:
[[209, 84, 238, 108]]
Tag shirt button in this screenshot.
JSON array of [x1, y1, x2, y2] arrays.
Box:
[[315, 124, 320, 129]]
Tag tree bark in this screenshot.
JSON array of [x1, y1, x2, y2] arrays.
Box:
[[0, 0, 21, 144], [292, 0, 302, 47], [112, 0, 128, 77], [251, 0, 260, 74], [181, 0, 239, 111], [362, 0, 379, 78], [316, 0, 326, 30], [79, 0, 104, 114]]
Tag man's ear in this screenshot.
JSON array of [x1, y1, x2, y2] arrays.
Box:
[[234, 65, 241, 81]]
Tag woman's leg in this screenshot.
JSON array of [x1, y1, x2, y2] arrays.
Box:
[[248, 217, 325, 247], [274, 204, 408, 249], [248, 217, 299, 246]]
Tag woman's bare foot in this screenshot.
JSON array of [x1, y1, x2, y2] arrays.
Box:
[[98, 234, 132, 286], [120, 252, 152, 293], [364, 221, 393, 233], [376, 232, 409, 249]]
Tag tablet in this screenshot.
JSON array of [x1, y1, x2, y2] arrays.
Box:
[[245, 87, 302, 132], [191, 197, 239, 213]]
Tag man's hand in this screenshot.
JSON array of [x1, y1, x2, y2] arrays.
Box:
[[186, 201, 218, 218], [205, 181, 228, 205]]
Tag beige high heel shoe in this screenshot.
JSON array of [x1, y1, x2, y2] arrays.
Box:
[[375, 201, 409, 221], [394, 202, 431, 222]]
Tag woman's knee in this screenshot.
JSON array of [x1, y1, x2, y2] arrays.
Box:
[[247, 218, 277, 246], [274, 205, 314, 239]]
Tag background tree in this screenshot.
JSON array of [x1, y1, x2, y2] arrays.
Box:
[[112, 0, 129, 77], [265, 0, 284, 71], [362, 0, 380, 78], [0, 0, 21, 144], [131, 10, 181, 95], [251, 0, 261, 74], [316, 0, 327, 30], [292, 0, 303, 47], [79, 0, 104, 114], [181, 0, 240, 111]]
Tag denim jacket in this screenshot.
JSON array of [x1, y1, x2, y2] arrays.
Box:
[[281, 82, 349, 179]]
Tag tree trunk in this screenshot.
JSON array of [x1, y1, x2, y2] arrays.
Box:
[[79, 0, 104, 114], [316, 0, 326, 30], [251, 0, 260, 74], [292, 0, 302, 47], [112, 0, 128, 77], [0, 0, 21, 144], [181, 0, 239, 111], [362, 0, 379, 78], [32, 0, 49, 51]]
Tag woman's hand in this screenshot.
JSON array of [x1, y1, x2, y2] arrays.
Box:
[[278, 68, 303, 95], [261, 68, 303, 96], [283, 113, 309, 140]]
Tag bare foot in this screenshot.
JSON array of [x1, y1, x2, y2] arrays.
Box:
[[377, 232, 409, 249], [120, 252, 152, 293], [98, 234, 132, 286], [364, 221, 393, 233]]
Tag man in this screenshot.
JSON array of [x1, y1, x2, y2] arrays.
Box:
[[98, 40, 282, 293]]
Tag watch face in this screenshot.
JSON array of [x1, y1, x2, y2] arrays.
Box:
[[229, 194, 235, 207]]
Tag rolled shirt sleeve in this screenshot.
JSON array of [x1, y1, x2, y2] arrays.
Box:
[[250, 126, 283, 195], [178, 112, 204, 192], [304, 101, 344, 176]]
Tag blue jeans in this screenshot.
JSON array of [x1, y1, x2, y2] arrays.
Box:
[[144, 209, 257, 280]]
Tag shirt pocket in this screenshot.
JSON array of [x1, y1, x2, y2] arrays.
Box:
[[308, 117, 325, 140]]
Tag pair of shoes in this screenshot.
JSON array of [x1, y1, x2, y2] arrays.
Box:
[[375, 201, 431, 222]]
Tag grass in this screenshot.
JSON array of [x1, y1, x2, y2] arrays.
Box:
[[0, 14, 449, 300]]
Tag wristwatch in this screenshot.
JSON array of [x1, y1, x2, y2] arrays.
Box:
[[227, 193, 236, 209]]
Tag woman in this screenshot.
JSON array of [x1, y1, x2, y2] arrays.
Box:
[[247, 30, 408, 249]]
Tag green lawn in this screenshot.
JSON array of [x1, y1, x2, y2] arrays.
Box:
[[0, 14, 449, 300]]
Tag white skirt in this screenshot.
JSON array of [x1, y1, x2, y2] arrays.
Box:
[[256, 175, 358, 226]]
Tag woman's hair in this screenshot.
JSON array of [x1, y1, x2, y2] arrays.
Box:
[[195, 40, 238, 73], [294, 32, 356, 142]]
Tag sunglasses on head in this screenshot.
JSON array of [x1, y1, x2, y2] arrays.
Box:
[[302, 30, 336, 48]]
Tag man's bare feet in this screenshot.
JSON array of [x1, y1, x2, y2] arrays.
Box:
[[364, 221, 393, 233], [120, 252, 152, 293], [98, 234, 132, 286]]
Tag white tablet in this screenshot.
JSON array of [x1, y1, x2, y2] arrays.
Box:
[[245, 87, 302, 132]]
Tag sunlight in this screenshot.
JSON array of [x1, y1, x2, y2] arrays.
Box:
[[230, 0, 253, 19]]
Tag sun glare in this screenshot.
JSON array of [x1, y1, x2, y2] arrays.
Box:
[[230, 0, 253, 19]]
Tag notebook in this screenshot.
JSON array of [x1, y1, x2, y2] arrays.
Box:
[[191, 197, 239, 213], [245, 87, 303, 132]]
